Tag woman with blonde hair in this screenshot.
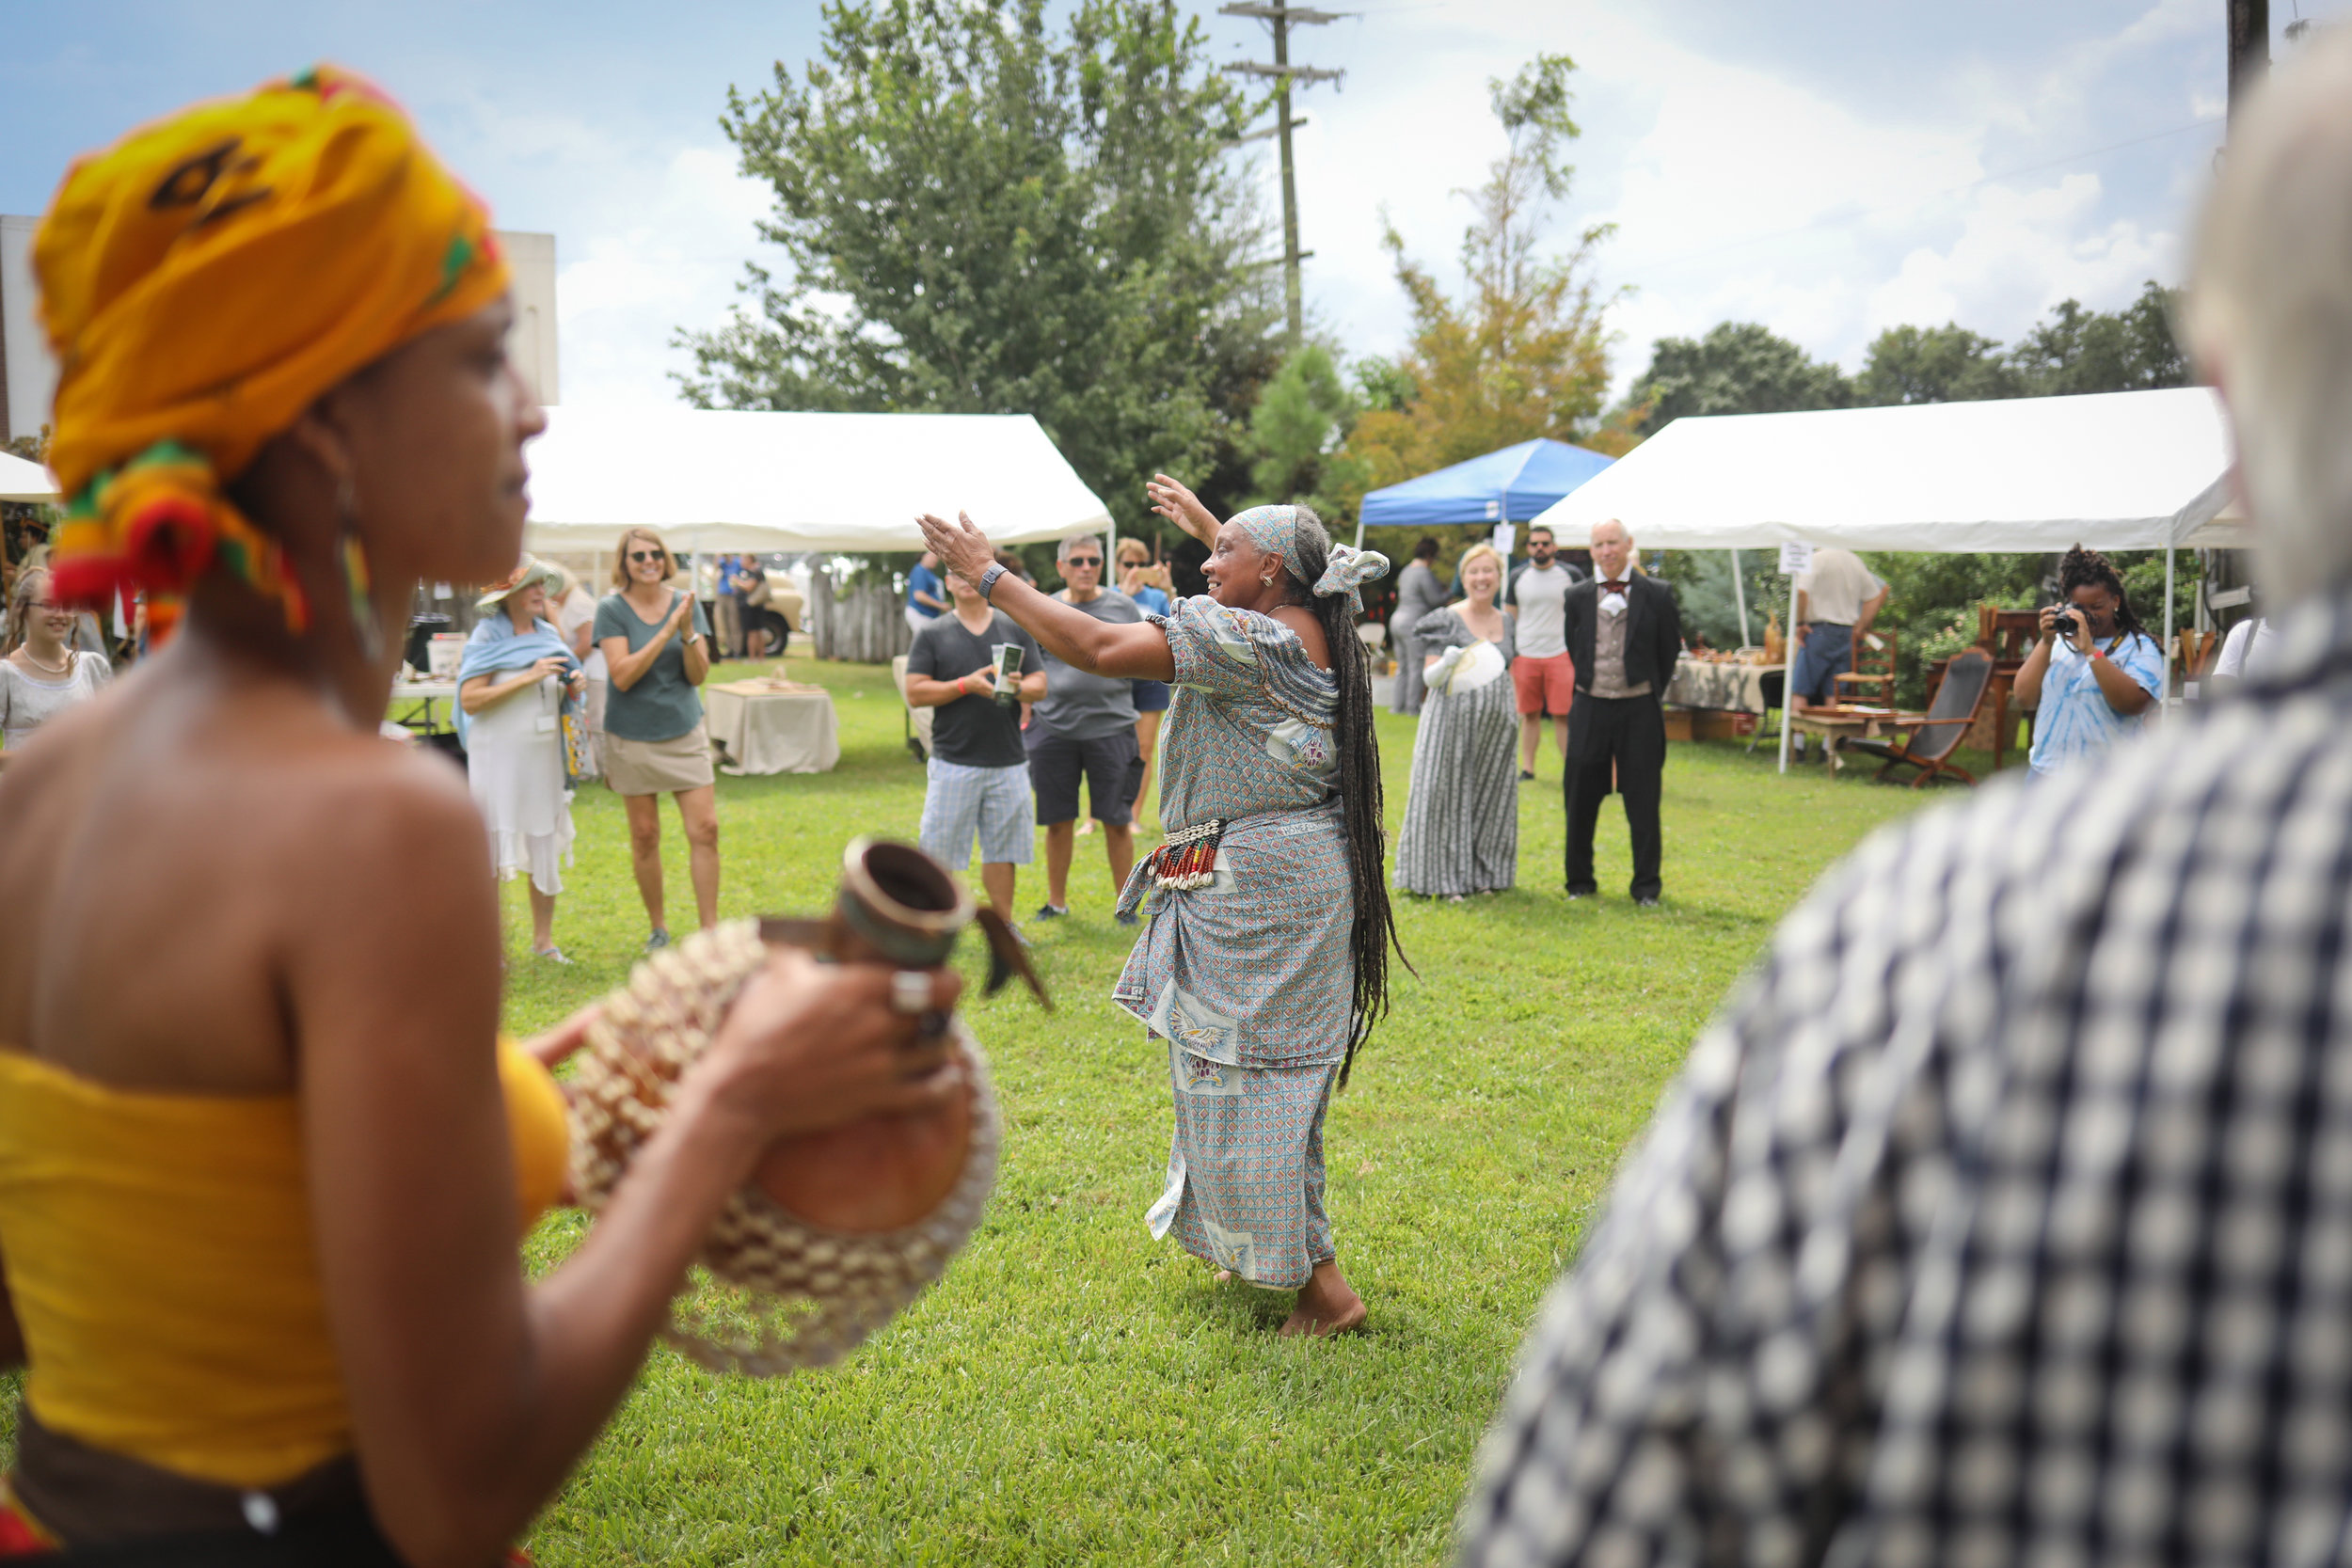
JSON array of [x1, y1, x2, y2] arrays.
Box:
[[1394, 542, 1518, 898], [595, 525, 718, 950], [0, 68, 959, 1560], [1, 566, 112, 756]]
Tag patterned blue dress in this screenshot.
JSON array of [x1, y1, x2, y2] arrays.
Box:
[[1112, 596, 1356, 1289]]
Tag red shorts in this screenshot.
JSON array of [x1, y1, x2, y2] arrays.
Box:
[[1513, 651, 1575, 717]]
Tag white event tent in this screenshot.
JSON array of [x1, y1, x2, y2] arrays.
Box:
[[1529, 387, 2242, 772], [0, 450, 58, 503], [519, 406, 1113, 555]]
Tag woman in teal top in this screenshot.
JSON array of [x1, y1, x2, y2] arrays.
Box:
[[594, 528, 719, 950]]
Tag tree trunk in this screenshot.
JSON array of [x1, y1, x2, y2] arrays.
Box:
[[810, 562, 914, 663]]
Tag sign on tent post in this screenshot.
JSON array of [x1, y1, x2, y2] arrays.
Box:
[[1777, 541, 1814, 576]]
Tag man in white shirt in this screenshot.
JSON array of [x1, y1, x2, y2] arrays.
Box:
[[1509, 526, 1581, 780], [1788, 546, 1887, 717]]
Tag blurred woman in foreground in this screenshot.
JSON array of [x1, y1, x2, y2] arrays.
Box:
[[0, 68, 959, 1564]]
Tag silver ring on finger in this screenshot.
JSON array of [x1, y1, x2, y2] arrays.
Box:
[[890, 969, 933, 1016]]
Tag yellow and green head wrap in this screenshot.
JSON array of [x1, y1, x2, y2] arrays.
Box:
[[37, 65, 510, 641]]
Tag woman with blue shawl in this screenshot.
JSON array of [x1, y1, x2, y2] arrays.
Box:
[[458, 555, 585, 961], [918, 478, 1405, 1337]]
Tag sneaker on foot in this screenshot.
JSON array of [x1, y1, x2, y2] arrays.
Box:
[[1633, 895, 1661, 908], [644, 927, 671, 952], [1519, 768, 1536, 782], [1035, 903, 1070, 921]]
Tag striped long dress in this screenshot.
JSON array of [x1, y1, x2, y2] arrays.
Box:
[[1394, 607, 1518, 896], [1110, 596, 1356, 1290]]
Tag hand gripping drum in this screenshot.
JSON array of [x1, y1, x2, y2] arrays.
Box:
[[565, 838, 1047, 1376]]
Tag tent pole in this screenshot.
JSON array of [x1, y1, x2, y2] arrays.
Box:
[[1777, 570, 1796, 776], [1355, 519, 1365, 551], [1730, 548, 1751, 648], [2163, 544, 2177, 710]]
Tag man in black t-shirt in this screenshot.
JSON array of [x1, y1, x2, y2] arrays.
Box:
[[904, 568, 1047, 919]]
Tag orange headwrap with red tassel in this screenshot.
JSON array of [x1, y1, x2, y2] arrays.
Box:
[[36, 65, 510, 641]]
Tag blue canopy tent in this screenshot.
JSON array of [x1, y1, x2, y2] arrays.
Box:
[[1356, 437, 1615, 538]]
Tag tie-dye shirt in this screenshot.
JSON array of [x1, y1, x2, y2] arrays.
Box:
[[2027, 629, 2164, 776]]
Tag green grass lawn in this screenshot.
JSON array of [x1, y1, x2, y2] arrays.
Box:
[[2, 658, 1974, 1562]]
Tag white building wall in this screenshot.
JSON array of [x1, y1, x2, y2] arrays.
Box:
[[0, 221, 559, 447]]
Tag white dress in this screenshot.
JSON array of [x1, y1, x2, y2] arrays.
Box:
[[467, 672, 575, 895], [0, 653, 112, 752]]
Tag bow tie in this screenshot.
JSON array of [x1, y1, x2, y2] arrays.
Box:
[[1599, 579, 1631, 595]]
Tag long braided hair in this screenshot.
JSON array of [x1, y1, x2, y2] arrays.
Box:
[[1278, 508, 1409, 1086], [2058, 543, 2149, 643]]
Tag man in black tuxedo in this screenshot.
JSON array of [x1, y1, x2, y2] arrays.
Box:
[[1561, 518, 1681, 905]]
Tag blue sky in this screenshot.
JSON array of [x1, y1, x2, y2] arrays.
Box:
[[3, 0, 2343, 408]]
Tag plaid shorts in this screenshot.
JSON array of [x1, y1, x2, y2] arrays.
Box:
[[918, 758, 1035, 867]]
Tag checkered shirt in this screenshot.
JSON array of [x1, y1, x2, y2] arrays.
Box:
[[1460, 594, 2352, 1568]]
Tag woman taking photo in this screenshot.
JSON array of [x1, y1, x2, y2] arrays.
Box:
[[1115, 537, 1173, 825], [458, 557, 583, 963], [596, 527, 719, 951], [0, 69, 961, 1562], [917, 477, 1402, 1337], [1, 566, 111, 756], [2013, 543, 2165, 778], [1394, 543, 1518, 899]]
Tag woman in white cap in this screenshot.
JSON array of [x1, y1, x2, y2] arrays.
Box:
[[458, 556, 585, 961]]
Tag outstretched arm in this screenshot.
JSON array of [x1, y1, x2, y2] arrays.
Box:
[[1144, 473, 1221, 551], [915, 513, 1175, 682]]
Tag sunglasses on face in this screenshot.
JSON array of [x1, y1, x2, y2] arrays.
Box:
[[628, 550, 664, 564], [1065, 556, 1102, 568]]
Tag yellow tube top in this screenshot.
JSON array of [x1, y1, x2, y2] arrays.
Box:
[[0, 1039, 568, 1490]]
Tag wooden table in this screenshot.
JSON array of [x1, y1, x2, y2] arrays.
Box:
[[1789, 704, 1919, 772]]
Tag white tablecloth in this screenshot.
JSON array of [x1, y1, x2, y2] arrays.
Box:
[[705, 683, 840, 775], [1665, 661, 1772, 715]]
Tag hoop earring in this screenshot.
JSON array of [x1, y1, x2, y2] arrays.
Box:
[[337, 476, 382, 662]]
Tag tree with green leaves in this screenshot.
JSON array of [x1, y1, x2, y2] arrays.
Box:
[[1853, 323, 2020, 405], [676, 0, 1281, 538], [2005, 282, 2188, 396], [1245, 343, 1365, 518], [1624, 322, 1851, 434], [1343, 54, 1623, 529]]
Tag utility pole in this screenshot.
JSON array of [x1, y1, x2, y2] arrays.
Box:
[[2227, 0, 2269, 119], [1220, 2, 1345, 347]]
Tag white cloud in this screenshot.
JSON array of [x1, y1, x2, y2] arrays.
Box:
[[554, 146, 773, 409], [1865, 174, 2175, 340]]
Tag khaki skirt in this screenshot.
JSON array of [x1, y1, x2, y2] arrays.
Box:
[[602, 720, 716, 796]]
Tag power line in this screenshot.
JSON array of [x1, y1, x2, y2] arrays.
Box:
[[1218, 1, 1351, 346]]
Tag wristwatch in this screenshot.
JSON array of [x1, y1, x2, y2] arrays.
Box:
[[977, 562, 1007, 602]]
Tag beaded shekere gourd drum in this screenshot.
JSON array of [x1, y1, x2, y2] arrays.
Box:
[[566, 838, 1046, 1376]]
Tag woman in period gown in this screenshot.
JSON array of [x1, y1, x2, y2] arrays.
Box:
[[1396, 544, 1518, 897]]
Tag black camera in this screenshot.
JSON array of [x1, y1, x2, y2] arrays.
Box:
[[2050, 608, 2081, 641]]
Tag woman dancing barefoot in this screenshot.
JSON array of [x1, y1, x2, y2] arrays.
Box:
[[918, 479, 1402, 1336]]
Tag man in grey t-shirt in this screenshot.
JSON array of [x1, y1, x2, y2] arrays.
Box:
[[1027, 534, 1142, 922]]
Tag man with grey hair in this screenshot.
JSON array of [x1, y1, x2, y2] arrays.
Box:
[[1460, 33, 2352, 1567], [1027, 532, 1142, 921]]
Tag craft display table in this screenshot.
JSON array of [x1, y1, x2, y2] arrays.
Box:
[[705, 679, 840, 775]]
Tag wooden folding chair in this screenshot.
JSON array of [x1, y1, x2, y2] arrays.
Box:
[[1840, 647, 1995, 789]]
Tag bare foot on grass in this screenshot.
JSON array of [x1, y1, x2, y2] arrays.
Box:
[[1279, 1260, 1367, 1338]]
